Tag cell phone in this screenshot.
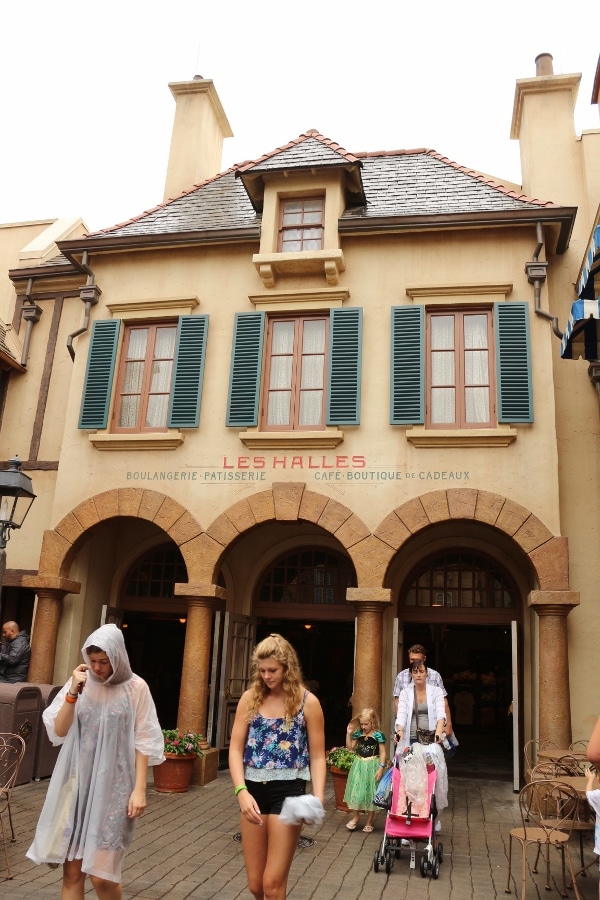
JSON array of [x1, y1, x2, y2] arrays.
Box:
[[78, 681, 84, 694]]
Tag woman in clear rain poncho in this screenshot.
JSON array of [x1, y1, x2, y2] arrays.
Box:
[[27, 623, 164, 899]]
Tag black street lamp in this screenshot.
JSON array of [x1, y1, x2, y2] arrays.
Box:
[[0, 456, 36, 554]]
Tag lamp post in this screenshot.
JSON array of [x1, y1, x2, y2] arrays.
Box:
[[0, 456, 36, 589]]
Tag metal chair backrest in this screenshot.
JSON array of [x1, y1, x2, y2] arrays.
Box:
[[530, 760, 574, 780], [0, 733, 26, 814], [520, 778, 580, 840]]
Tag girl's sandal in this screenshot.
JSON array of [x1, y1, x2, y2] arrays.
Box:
[[346, 820, 359, 830], [362, 824, 374, 832]]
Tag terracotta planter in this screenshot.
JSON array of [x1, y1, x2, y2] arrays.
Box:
[[329, 766, 350, 811], [153, 752, 197, 793]]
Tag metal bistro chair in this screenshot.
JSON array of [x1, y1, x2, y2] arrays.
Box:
[[505, 779, 582, 900], [0, 733, 26, 880]]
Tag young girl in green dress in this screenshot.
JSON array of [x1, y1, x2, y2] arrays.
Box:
[[344, 707, 387, 832]]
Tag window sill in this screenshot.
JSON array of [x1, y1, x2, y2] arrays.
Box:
[[89, 432, 185, 451], [252, 250, 345, 287], [238, 430, 344, 449], [405, 426, 517, 448]]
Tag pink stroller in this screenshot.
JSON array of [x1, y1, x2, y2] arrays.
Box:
[[373, 749, 443, 878]]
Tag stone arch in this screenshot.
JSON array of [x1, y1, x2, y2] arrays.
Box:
[[203, 482, 385, 587], [37, 488, 205, 581], [374, 488, 569, 591]]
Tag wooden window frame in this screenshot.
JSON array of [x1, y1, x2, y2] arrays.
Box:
[[426, 307, 496, 429], [112, 321, 177, 434], [278, 197, 324, 252], [261, 314, 329, 431]]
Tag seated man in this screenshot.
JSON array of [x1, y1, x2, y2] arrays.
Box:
[[393, 643, 452, 736], [0, 621, 31, 682]]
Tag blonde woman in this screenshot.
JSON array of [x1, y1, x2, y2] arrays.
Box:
[[229, 634, 325, 900]]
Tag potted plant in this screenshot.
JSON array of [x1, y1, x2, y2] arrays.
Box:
[[153, 729, 205, 793], [326, 746, 356, 811]]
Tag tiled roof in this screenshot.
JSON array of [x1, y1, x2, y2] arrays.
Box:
[[341, 150, 556, 219], [91, 167, 260, 238], [88, 138, 557, 240], [235, 130, 361, 173]]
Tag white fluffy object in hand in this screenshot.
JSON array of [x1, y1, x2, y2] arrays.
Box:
[[279, 795, 325, 826]]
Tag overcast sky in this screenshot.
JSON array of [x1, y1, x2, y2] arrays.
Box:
[[1, 2, 598, 233]]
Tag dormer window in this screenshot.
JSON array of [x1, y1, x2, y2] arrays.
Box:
[[279, 198, 324, 252]]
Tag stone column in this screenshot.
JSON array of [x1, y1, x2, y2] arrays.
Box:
[[528, 590, 580, 747], [174, 584, 226, 736], [22, 576, 81, 683], [346, 588, 392, 718]]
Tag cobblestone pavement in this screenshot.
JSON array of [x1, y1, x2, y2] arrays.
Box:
[[3, 772, 598, 899]]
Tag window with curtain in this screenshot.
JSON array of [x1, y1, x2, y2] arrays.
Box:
[[278, 198, 324, 252], [426, 309, 495, 428], [262, 315, 328, 430], [113, 322, 177, 432]]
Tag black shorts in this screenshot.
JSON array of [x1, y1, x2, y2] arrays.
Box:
[[245, 778, 307, 815]]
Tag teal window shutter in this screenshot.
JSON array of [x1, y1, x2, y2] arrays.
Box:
[[168, 315, 209, 428], [495, 302, 533, 423], [390, 306, 424, 424], [327, 307, 362, 425], [78, 319, 121, 429], [226, 312, 265, 427]]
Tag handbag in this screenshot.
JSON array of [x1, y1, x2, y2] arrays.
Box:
[[373, 764, 393, 808], [415, 727, 436, 744]]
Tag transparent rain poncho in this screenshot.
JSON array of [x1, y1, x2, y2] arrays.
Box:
[[27, 624, 164, 882]]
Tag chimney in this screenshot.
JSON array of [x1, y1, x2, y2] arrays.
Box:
[[510, 54, 581, 204], [535, 53, 554, 77], [163, 77, 233, 202]]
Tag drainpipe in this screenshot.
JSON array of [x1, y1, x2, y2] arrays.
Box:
[[20, 278, 43, 368], [66, 252, 101, 361], [527, 221, 562, 339]]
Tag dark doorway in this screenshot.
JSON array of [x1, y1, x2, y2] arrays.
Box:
[[256, 618, 355, 748], [402, 623, 514, 780], [122, 613, 186, 728]]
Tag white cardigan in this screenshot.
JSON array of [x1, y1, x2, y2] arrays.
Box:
[[395, 682, 446, 739]]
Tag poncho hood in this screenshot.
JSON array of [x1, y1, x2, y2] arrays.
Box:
[[82, 623, 133, 685]]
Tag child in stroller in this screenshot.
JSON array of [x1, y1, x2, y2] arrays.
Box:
[[373, 743, 443, 878]]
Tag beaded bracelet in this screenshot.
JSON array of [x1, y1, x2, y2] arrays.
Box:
[[65, 692, 78, 704], [234, 784, 247, 796]]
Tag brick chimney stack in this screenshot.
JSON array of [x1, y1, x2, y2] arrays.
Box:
[[163, 77, 233, 202]]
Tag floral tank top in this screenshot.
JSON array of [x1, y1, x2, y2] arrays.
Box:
[[243, 692, 310, 782]]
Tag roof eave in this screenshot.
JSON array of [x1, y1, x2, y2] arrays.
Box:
[[57, 225, 262, 264], [339, 207, 577, 254]]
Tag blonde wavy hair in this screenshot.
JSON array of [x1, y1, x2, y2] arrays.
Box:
[[349, 707, 381, 734], [246, 633, 305, 724]]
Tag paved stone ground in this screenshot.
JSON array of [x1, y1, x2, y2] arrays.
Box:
[[3, 772, 598, 898]]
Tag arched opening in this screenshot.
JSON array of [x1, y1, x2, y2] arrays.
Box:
[[398, 547, 523, 780], [120, 543, 189, 727], [254, 545, 357, 744]]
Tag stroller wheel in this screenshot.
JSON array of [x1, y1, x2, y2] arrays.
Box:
[[420, 854, 428, 877], [432, 856, 440, 879], [437, 842, 444, 863], [373, 850, 380, 873], [384, 848, 393, 874]]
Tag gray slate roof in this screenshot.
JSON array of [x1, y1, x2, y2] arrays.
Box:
[[236, 131, 361, 174], [100, 169, 260, 238], [90, 134, 556, 240], [345, 152, 551, 219]]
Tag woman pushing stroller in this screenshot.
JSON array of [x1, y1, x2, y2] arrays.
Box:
[[395, 659, 449, 827]]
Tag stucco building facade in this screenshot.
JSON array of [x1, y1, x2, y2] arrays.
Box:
[[1, 53, 599, 781]]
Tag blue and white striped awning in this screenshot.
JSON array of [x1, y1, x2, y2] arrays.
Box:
[[561, 224, 600, 359]]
